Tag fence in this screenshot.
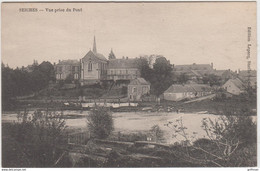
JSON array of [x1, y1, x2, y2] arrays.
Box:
[[67, 131, 91, 145]]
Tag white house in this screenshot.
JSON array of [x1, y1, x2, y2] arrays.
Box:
[[163, 84, 212, 101], [222, 78, 245, 95]]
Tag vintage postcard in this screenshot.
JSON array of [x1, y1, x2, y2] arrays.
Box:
[[1, 2, 257, 168]]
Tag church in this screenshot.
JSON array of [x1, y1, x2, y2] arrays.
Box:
[[54, 36, 140, 85], [80, 36, 108, 85]]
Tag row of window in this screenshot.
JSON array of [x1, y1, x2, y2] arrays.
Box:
[[57, 66, 79, 72], [130, 86, 149, 94], [56, 73, 79, 79], [107, 75, 138, 79], [108, 70, 138, 75]]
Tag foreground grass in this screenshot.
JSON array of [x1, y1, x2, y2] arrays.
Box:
[[2, 122, 257, 167]]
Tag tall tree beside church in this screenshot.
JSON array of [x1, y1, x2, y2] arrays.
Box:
[[108, 49, 116, 60], [152, 57, 174, 96], [137, 57, 154, 83]]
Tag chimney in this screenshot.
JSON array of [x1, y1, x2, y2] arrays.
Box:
[[211, 62, 213, 68], [59, 60, 61, 63], [126, 56, 128, 59], [122, 56, 125, 59]]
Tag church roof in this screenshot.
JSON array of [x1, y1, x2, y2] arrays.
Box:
[[108, 58, 138, 69], [83, 50, 107, 61]]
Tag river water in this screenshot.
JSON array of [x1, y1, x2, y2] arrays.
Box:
[[2, 110, 257, 144]]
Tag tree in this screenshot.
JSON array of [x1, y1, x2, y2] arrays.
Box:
[[38, 61, 56, 82], [108, 49, 116, 60], [2, 109, 68, 167], [202, 74, 222, 86], [165, 109, 257, 167], [64, 74, 74, 84], [149, 125, 164, 143], [152, 57, 174, 96], [137, 57, 154, 83], [177, 73, 189, 84], [87, 106, 114, 139]]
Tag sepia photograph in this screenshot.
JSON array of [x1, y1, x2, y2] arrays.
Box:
[[1, 2, 257, 168]]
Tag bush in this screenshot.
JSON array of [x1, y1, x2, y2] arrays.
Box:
[[149, 125, 164, 143], [166, 110, 257, 167], [2, 109, 68, 167], [87, 106, 114, 139]]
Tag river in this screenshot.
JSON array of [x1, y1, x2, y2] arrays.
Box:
[[2, 110, 257, 144]]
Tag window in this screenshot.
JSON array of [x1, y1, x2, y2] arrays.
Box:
[[88, 62, 92, 71], [74, 73, 78, 79], [132, 87, 137, 93]]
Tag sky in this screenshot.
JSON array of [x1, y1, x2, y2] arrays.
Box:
[[1, 2, 257, 71]]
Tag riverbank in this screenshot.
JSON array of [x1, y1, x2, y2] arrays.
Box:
[[3, 92, 257, 117]]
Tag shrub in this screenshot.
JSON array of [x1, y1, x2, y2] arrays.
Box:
[[2, 109, 68, 167], [149, 125, 164, 143], [87, 106, 114, 139], [166, 111, 257, 167]]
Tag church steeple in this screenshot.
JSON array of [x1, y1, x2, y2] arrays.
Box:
[[93, 36, 97, 53]]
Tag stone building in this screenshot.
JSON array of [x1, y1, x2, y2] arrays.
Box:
[[128, 78, 150, 101], [107, 57, 140, 81], [163, 84, 212, 101], [55, 59, 80, 81], [222, 78, 245, 95]]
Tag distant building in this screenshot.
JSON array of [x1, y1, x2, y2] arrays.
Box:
[[80, 36, 108, 85], [163, 84, 212, 101], [55, 59, 80, 80], [128, 78, 150, 101], [213, 69, 237, 83], [237, 70, 257, 89], [22, 60, 38, 73], [222, 78, 245, 95], [174, 63, 214, 81], [107, 57, 140, 81]]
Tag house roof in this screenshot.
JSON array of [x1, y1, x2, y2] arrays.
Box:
[[175, 63, 213, 71], [189, 84, 211, 92], [57, 60, 80, 65], [190, 70, 202, 77], [238, 70, 257, 78], [164, 85, 191, 93], [108, 58, 138, 69], [129, 78, 150, 85], [213, 70, 227, 77], [228, 78, 245, 90], [164, 84, 211, 94]]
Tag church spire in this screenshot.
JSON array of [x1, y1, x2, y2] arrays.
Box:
[[93, 36, 97, 53]]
